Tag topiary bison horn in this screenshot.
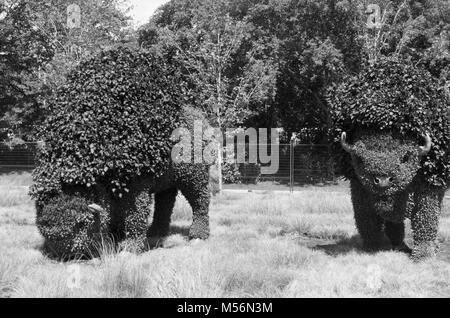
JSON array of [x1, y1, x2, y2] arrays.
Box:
[[341, 132, 353, 153], [419, 134, 432, 156]]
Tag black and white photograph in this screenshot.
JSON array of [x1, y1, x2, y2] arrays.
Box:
[[0, 0, 449, 300]]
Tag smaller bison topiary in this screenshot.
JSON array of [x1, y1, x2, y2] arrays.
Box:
[[32, 47, 214, 259], [328, 57, 450, 260]]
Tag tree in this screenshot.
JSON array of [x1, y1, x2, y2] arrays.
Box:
[[0, 0, 54, 139], [31, 0, 134, 135], [348, 0, 449, 81], [249, 0, 363, 142], [140, 0, 277, 130], [0, 0, 134, 139]]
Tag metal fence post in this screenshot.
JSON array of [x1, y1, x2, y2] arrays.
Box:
[[289, 142, 293, 193], [289, 133, 297, 193]]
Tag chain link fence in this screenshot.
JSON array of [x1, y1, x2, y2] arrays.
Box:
[[0, 142, 37, 172], [221, 143, 336, 191]]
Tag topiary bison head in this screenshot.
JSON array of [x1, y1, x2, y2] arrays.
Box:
[[36, 195, 108, 259], [339, 130, 432, 221], [340, 130, 431, 196]]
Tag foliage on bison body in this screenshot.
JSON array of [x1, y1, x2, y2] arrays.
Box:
[[328, 57, 450, 187], [36, 195, 108, 259], [31, 47, 195, 201]]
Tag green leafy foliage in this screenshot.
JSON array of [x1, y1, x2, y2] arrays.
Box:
[[31, 47, 193, 201], [328, 57, 450, 187]]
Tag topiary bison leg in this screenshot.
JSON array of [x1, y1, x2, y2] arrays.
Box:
[[118, 180, 152, 252], [181, 187, 210, 240], [411, 186, 445, 260], [177, 165, 211, 240], [148, 188, 178, 238], [385, 221, 411, 254], [350, 179, 384, 251]]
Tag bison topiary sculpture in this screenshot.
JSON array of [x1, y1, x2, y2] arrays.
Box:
[[328, 57, 450, 260], [31, 47, 213, 259]]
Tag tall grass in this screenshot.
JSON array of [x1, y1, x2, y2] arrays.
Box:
[[0, 256, 18, 297], [0, 172, 32, 187], [0, 175, 449, 298], [100, 253, 149, 298], [0, 172, 33, 207], [0, 188, 32, 207]]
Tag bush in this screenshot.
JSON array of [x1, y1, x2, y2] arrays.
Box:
[[297, 151, 335, 184], [327, 57, 450, 187], [238, 163, 261, 184], [222, 162, 242, 184], [31, 46, 194, 202], [37, 195, 108, 259]]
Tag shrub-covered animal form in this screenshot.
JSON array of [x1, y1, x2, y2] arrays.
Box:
[[31, 47, 213, 259], [328, 57, 450, 260]]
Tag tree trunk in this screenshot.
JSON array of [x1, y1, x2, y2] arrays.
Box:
[[217, 141, 223, 194]]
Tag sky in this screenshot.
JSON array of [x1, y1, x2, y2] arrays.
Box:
[[128, 0, 170, 27]]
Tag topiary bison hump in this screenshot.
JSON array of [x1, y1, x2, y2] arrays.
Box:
[[36, 47, 190, 190], [328, 57, 450, 261], [31, 47, 213, 259]]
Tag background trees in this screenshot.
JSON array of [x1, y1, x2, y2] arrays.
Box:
[[139, 0, 365, 142], [139, 0, 278, 131], [350, 0, 449, 82], [0, 0, 133, 139], [1, 0, 448, 142], [0, 1, 54, 138], [260, 0, 363, 142]]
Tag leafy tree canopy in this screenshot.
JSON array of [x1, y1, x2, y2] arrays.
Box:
[[0, 1, 54, 137], [1, 0, 133, 139]]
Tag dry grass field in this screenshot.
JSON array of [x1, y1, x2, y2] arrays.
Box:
[[0, 173, 449, 298]]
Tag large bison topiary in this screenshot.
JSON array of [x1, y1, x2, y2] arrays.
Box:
[[31, 47, 213, 259], [328, 57, 450, 260]]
